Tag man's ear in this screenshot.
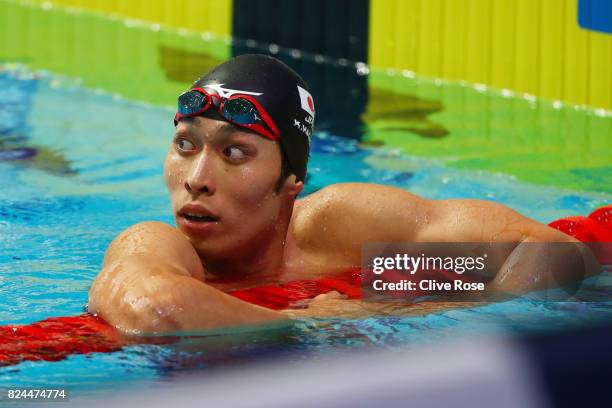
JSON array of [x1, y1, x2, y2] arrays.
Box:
[[283, 175, 304, 198]]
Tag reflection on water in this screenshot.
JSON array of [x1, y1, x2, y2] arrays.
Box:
[[364, 86, 449, 138], [0, 70, 73, 175], [158, 45, 224, 83]]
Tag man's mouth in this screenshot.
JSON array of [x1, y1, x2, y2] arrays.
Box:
[[179, 203, 220, 225], [183, 213, 218, 223]]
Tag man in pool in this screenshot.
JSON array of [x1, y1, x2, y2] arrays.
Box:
[[88, 54, 600, 334]]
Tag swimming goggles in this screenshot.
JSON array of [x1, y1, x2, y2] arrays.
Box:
[[174, 87, 280, 141]]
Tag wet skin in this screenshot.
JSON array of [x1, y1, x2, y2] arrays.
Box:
[[88, 117, 601, 334]]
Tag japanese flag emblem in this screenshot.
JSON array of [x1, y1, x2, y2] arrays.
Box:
[[297, 85, 315, 117]]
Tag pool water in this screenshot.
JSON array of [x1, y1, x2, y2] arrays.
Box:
[[1, 63, 611, 396]]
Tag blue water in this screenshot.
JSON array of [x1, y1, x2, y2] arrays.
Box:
[[1, 65, 612, 396]]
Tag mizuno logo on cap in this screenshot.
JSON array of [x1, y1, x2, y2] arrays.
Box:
[[203, 83, 263, 98]]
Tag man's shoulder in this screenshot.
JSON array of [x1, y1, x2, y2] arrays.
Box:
[[294, 183, 362, 219], [104, 221, 203, 278], [295, 182, 424, 216], [291, 184, 354, 244], [109, 221, 188, 251], [291, 183, 427, 248], [119, 221, 180, 236]]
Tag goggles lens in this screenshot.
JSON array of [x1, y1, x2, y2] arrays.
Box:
[[175, 88, 279, 141], [222, 98, 262, 125], [178, 90, 207, 115]]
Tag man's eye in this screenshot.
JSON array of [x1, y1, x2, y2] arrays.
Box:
[[223, 146, 247, 160], [175, 138, 195, 151]]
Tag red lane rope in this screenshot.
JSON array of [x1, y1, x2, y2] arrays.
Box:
[[548, 204, 612, 264], [0, 314, 123, 366]]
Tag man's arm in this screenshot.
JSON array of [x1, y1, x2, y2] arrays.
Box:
[[423, 197, 601, 294], [88, 222, 286, 334], [310, 183, 600, 293]]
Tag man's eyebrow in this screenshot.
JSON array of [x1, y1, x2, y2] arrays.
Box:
[[219, 121, 264, 140], [216, 122, 257, 143], [173, 120, 195, 137], [173, 128, 189, 137], [174, 121, 245, 144], [217, 121, 240, 134]]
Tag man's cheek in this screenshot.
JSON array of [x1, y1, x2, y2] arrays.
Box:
[[229, 186, 262, 205], [165, 167, 186, 190], [240, 178, 278, 201]]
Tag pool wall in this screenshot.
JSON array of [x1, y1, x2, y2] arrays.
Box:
[[369, 0, 612, 110], [27, 0, 233, 37], [1, 0, 610, 195]]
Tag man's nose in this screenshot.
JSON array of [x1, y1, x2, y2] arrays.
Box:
[[184, 148, 216, 196]]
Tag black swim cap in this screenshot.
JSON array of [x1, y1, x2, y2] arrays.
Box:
[[189, 54, 314, 181]]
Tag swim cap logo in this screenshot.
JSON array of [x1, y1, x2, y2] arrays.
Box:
[[297, 86, 315, 118], [203, 83, 263, 98]]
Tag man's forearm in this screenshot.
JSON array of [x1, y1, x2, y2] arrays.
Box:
[[143, 274, 288, 334], [489, 237, 601, 296], [89, 254, 287, 334]]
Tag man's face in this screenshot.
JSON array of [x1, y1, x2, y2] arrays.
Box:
[[164, 117, 292, 259]]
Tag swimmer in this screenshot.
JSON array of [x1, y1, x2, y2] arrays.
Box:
[[88, 55, 601, 334]]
